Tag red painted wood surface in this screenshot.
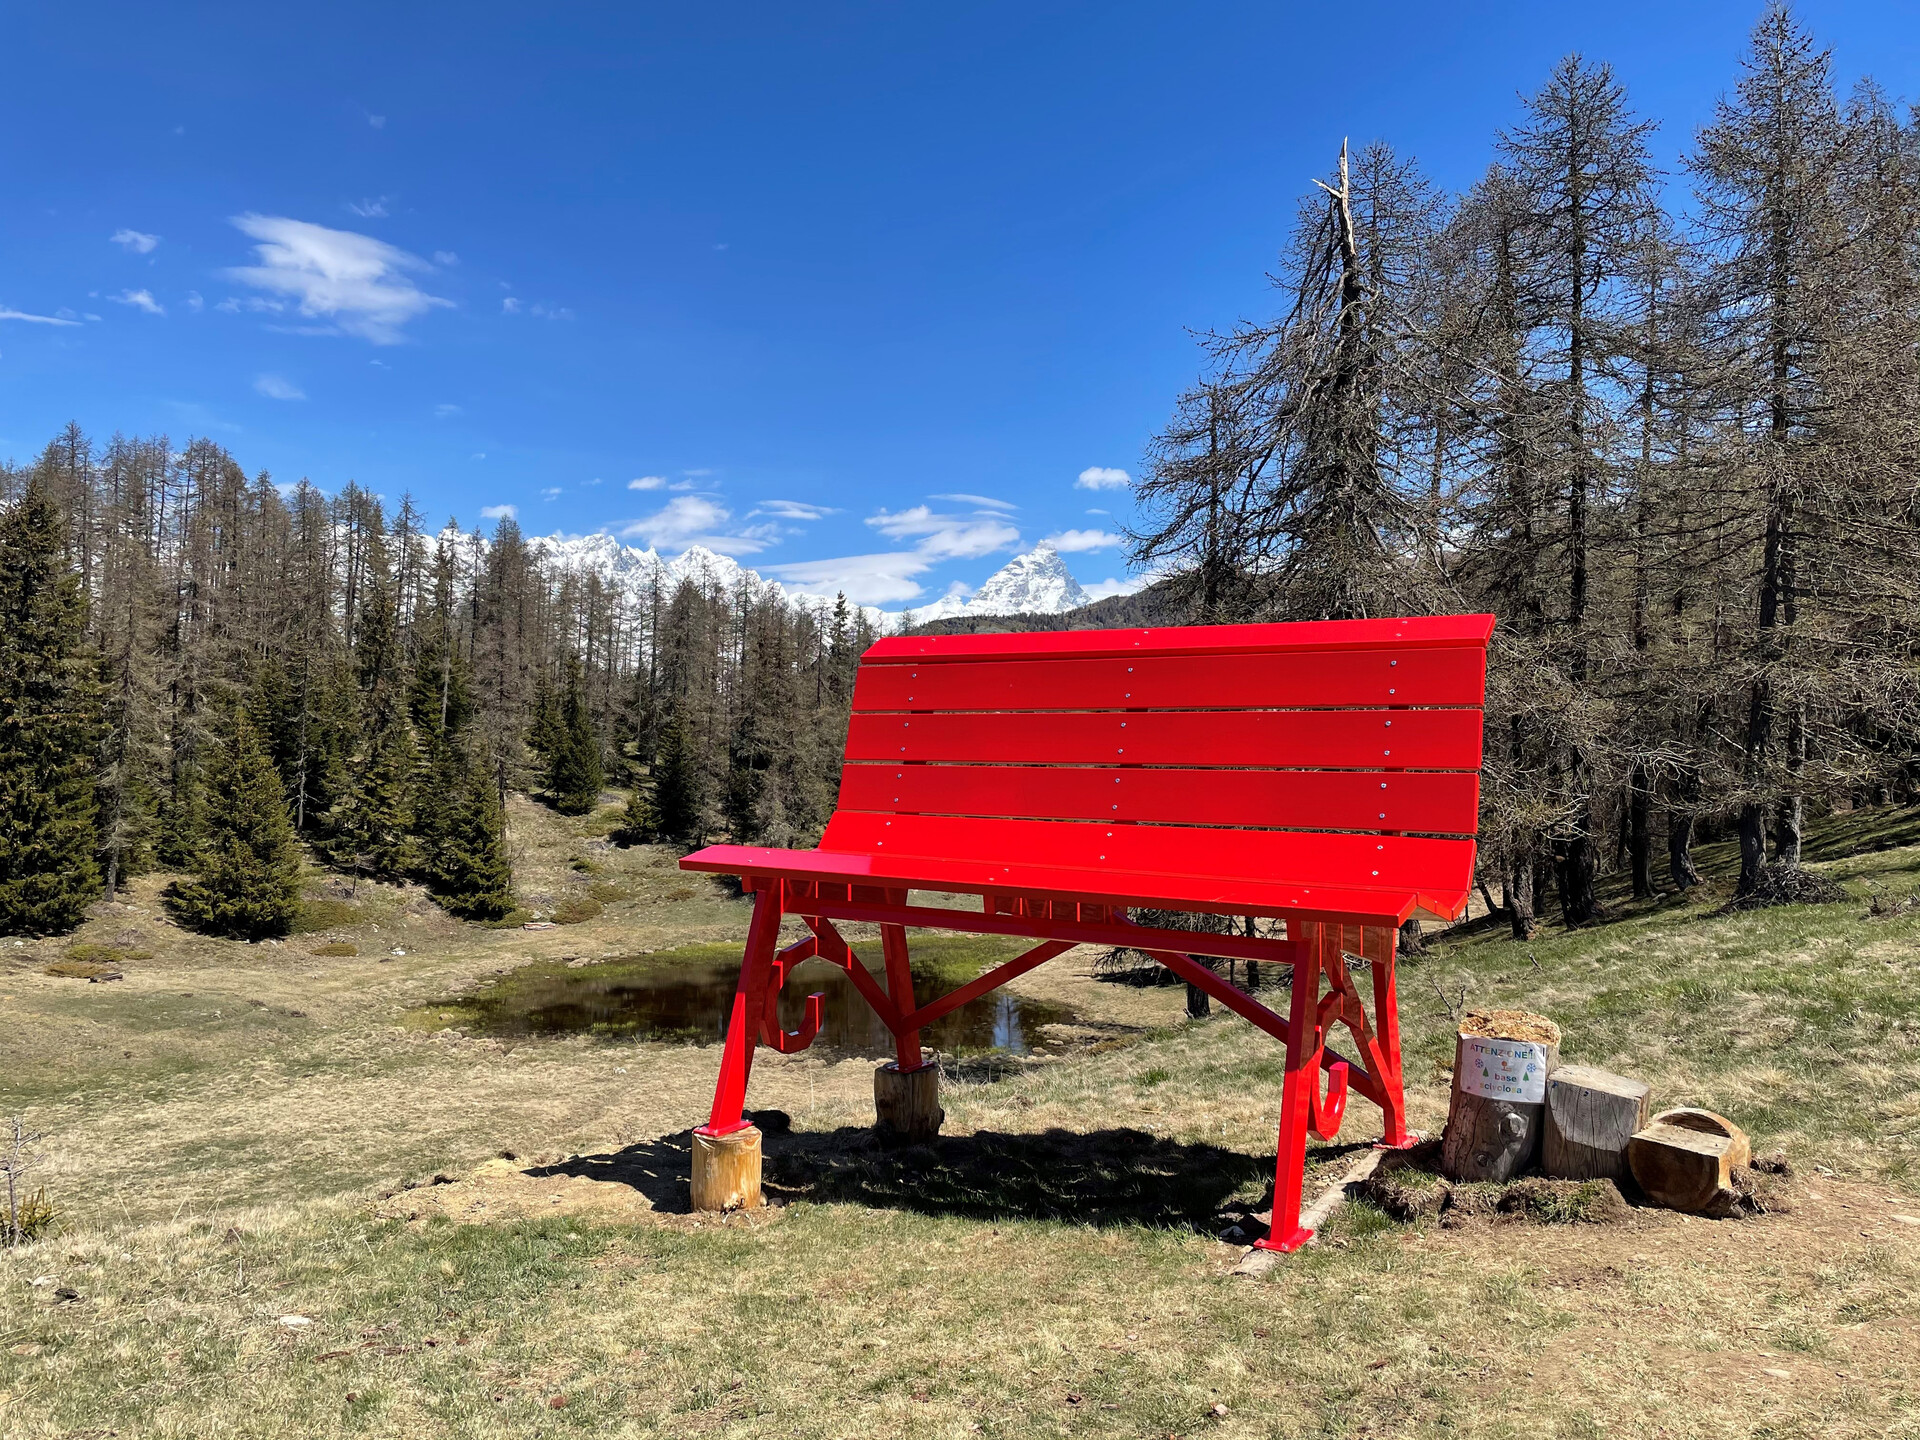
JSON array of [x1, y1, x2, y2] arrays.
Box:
[[852, 645, 1485, 713], [836, 763, 1479, 835], [845, 706, 1483, 770], [686, 616, 1491, 1253], [864, 612, 1495, 663]]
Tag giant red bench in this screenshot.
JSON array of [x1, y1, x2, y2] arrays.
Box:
[[681, 612, 1494, 1251]]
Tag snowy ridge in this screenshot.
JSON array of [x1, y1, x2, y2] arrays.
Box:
[[521, 533, 1104, 630]]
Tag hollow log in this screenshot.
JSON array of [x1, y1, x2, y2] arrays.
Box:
[[1628, 1108, 1750, 1214], [875, 1060, 944, 1143], [1543, 1064, 1653, 1182], [691, 1125, 763, 1211], [1440, 1010, 1561, 1183]]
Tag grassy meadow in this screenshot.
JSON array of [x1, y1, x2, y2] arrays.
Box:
[[3, 794, 1920, 1438]]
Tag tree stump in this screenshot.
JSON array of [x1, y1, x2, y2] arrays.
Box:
[[1440, 1010, 1561, 1183], [1628, 1107, 1751, 1214], [690, 1125, 762, 1211], [875, 1059, 943, 1143], [1543, 1064, 1653, 1182]]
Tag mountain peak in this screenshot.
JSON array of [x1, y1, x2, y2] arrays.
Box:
[[917, 543, 1091, 622]]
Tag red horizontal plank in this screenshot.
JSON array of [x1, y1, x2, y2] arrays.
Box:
[[852, 646, 1484, 713], [681, 842, 1457, 925], [844, 707, 1484, 770], [863, 614, 1496, 664], [837, 764, 1479, 835], [818, 812, 1472, 904]]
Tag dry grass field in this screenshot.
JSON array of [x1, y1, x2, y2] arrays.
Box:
[[4, 793, 1920, 1438]]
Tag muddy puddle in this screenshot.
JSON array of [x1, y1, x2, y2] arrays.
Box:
[[415, 937, 1074, 1057]]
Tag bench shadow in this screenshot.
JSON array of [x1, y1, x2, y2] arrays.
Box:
[[522, 1118, 1372, 1236], [762, 1124, 1280, 1234]]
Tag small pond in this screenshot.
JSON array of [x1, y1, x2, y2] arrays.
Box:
[[415, 936, 1074, 1058]]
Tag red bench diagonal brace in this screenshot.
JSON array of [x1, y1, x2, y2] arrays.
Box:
[[684, 613, 1492, 1253]]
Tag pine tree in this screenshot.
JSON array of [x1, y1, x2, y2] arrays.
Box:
[[0, 480, 104, 934], [166, 711, 302, 939], [432, 749, 515, 919], [335, 694, 418, 879], [651, 707, 702, 842], [614, 781, 657, 846], [547, 656, 604, 815]]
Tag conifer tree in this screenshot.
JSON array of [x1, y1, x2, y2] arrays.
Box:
[[547, 656, 604, 815], [651, 708, 702, 842], [335, 694, 418, 879], [614, 780, 657, 846], [167, 711, 301, 939], [0, 480, 103, 933], [432, 748, 516, 919]]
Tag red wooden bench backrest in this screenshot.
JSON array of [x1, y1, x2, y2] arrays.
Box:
[[824, 615, 1493, 921]]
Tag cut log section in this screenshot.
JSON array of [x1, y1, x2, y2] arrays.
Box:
[[1440, 1010, 1561, 1183], [1627, 1107, 1751, 1215], [875, 1059, 944, 1143], [1543, 1064, 1653, 1182], [691, 1124, 763, 1211]]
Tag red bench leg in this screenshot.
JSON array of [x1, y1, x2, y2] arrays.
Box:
[[880, 923, 927, 1072], [1368, 930, 1413, 1148], [1256, 938, 1324, 1253], [701, 880, 785, 1137]]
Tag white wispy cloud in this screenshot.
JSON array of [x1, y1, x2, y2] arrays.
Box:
[[749, 500, 835, 521], [1042, 528, 1123, 553], [930, 492, 1017, 511], [254, 373, 305, 401], [866, 505, 1019, 559], [628, 476, 666, 491], [224, 214, 451, 344], [346, 197, 391, 219], [1075, 466, 1131, 491], [619, 496, 775, 556], [761, 553, 943, 606], [0, 306, 80, 326], [367, 113, 387, 129], [541, 487, 562, 500], [109, 289, 165, 315], [432, 251, 459, 266], [480, 503, 516, 520], [1082, 575, 1149, 601], [765, 503, 1024, 605], [186, 291, 204, 311], [111, 228, 160, 254], [500, 297, 573, 319], [433, 403, 462, 418]]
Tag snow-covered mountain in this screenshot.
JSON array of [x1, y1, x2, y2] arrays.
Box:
[[522, 532, 1104, 630], [913, 542, 1092, 622]]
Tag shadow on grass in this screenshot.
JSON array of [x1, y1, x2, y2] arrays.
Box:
[[525, 1120, 1315, 1234]]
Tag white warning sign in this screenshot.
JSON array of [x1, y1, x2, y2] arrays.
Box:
[[1460, 1037, 1550, 1103]]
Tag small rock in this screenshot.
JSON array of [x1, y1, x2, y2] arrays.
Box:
[[278, 1315, 312, 1327], [1761, 1367, 1791, 1379], [1211, 1402, 1229, 1417], [547, 1394, 567, 1409], [53, 1287, 81, 1303], [1890, 1215, 1920, 1226]]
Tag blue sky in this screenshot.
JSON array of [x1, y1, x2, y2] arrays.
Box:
[[3, 2, 1916, 607]]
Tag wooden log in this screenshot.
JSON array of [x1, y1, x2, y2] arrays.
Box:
[[874, 1059, 944, 1143], [690, 1125, 762, 1211], [1440, 1010, 1561, 1183], [1627, 1107, 1751, 1215], [1543, 1064, 1653, 1182]]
